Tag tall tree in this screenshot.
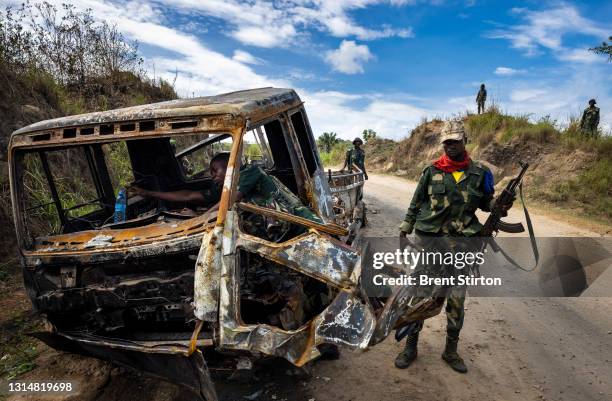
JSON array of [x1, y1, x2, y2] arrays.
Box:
[[589, 36, 612, 62], [362, 129, 377, 142], [318, 132, 339, 153]]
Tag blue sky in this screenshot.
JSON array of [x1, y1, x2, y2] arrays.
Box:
[[5, 0, 611, 139]]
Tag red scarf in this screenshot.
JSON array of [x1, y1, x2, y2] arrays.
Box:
[[433, 151, 471, 173]]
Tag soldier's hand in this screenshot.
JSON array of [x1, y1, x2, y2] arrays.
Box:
[[364, 173, 369, 180], [129, 186, 149, 197], [499, 197, 515, 217], [398, 221, 414, 236]]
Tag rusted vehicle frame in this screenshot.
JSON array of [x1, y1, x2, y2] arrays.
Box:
[[9, 88, 385, 400]]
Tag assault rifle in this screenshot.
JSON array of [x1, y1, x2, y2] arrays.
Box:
[[481, 161, 529, 236], [479, 160, 539, 272]]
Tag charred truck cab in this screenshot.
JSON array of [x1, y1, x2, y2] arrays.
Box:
[[9, 88, 387, 399]]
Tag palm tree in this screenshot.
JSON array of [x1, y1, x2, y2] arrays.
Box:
[[318, 132, 339, 153], [362, 129, 377, 142]]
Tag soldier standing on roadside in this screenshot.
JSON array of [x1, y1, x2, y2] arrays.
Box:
[[394, 120, 512, 374], [342, 137, 368, 180], [579, 99, 600, 137], [476, 84, 487, 114]]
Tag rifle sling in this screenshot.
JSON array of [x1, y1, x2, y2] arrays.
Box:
[[492, 182, 540, 271]]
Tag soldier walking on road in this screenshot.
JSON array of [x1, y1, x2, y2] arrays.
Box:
[[579, 99, 600, 137], [342, 137, 368, 180], [395, 120, 511, 374], [476, 84, 487, 114]]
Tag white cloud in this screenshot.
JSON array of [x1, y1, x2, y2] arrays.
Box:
[[232, 24, 297, 48], [490, 64, 611, 132], [447, 96, 474, 110], [303, 90, 431, 140], [325, 40, 374, 74], [510, 89, 547, 102], [494, 66, 526, 75], [0, 0, 431, 137], [155, 0, 415, 47], [557, 48, 601, 64], [14, 0, 286, 95], [488, 5, 608, 60], [4, 0, 609, 138], [232, 50, 264, 65]]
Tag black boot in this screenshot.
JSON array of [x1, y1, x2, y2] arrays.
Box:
[[394, 333, 418, 369], [441, 335, 467, 373]]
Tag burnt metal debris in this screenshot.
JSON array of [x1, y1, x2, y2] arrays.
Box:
[[8, 88, 422, 400]]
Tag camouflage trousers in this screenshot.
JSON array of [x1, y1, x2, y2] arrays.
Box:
[[406, 233, 471, 339], [409, 287, 465, 339], [477, 102, 486, 114], [581, 127, 598, 137]]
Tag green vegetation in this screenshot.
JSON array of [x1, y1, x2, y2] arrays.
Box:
[[319, 140, 351, 167], [543, 159, 612, 220], [359, 107, 611, 224], [0, 1, 178, 238], [465, 107, 611, 221], [317, 132, 340, 153], [465, 106, 608, 150], [106, 142, 134, 192], [362, 128, 377, 142], [0, 311, 42, 380], [0, 3, 181, 381], [589, 36, 612, 62], [244, 142, 263, 161]]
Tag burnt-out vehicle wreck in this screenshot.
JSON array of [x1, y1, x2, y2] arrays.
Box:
[[9, 88, 417, 400]]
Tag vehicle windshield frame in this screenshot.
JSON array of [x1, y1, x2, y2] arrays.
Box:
[[11, 130, 239, 249]]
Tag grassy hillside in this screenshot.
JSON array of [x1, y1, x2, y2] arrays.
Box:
[[0, 3, 179, 380], [363, 109, 611, 225], [0, 3, 178, 262]]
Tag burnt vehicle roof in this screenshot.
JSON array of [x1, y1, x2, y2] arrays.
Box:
[[11, 87, 301, 138]]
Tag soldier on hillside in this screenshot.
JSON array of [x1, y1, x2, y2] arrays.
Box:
[[579, 99, 600, 137], [395, 120, 512, 374], [476, 84, 487, 114], [342, 137, 368, 180]]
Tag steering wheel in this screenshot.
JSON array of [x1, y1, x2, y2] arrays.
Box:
[[128, 175, 166, 214], [62, 199, 110, 231]]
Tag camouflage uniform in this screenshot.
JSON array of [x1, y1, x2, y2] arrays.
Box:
[[396, 121, 494, 372], [580, 105, 600, 136], [398, 161, 493, 336], [345, 148, 367, 177], [399, 161, 495, 237], [476, 87, 487, 114], [237, 164, 323, 239], [200, 163, 322, 238]]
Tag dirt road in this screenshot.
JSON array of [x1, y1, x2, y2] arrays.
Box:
[[5, 173, 611, 401], [323, 173, 611, 401]]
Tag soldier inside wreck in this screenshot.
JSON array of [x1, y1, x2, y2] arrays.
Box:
[[132, 151, 322, 241], [132, 151, 330, 332]]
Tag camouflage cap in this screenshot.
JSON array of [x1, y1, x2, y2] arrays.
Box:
[[439, 120, 466, 144]]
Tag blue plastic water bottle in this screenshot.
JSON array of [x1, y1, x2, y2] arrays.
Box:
[[114, 189, 127, 223]]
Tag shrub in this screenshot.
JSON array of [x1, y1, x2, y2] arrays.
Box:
[[320, 141, 351, 167]]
